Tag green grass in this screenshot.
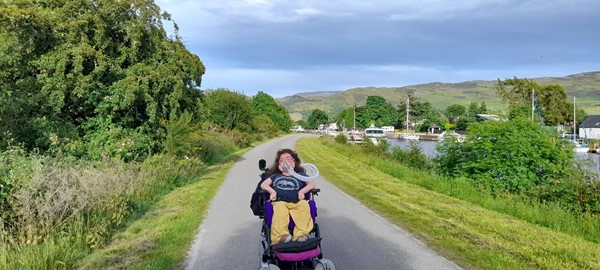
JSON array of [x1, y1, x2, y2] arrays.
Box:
[[297, 138, 600, 270]]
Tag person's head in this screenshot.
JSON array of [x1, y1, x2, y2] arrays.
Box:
[[271, 148, 303, 175]]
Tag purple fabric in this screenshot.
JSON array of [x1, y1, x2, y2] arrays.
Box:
[[265, 200, 317, 229], [275, 247, 321, 262], [309, 200, 317, 221], [265, 202, 274, 227]]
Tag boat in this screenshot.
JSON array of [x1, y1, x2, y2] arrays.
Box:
[[346, 130, 363, 144], [401, 133, 420, 140], [363, 126, 385, 145], [364, 126, 385, 139], [571, 96, 590, 153], [572, 140, 590, 153]]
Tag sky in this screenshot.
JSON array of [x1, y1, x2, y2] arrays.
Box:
[[155, 0, 600, 98]]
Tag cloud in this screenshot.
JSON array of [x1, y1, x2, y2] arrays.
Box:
[[156, 0, 600, 97]]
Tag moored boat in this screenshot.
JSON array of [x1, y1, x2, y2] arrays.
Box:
[[401, 133, 420, 140]]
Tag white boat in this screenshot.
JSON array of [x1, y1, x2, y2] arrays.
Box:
[[571, 96, 590, 153], [346, 130, 363, 144], [573, 140, 590, 153], [364, 126, 385, 138], [401, 133, 420, 140]]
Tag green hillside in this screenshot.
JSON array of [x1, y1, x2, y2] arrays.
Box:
[[279, 71, 600, 121]]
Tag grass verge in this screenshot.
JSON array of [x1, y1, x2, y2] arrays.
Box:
[[297, 138, 600, 270], [75, 159, 237, 270]]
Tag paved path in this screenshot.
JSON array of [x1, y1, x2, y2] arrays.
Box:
[[185, 134, 462, 270]]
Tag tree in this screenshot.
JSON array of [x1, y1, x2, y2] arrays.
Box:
[[536, 84, 570, 126], [307, 109, 329, 129], [251, 91, 293, 132], [445, 104, 466, 118], [0, 0, 205, 157], [496, 78, 577, 126], [466, 102, 488, 117], [357, 96, 398, 127], [201, 89, 253, 131], [496, 77, 539, 109], [408, 100, 446, 131], [335, 107, 355, 130]]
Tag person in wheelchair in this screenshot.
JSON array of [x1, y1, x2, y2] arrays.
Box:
[[260, 148, 315, 245]]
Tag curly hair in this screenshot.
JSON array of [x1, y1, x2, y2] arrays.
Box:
[[266, 148, 305, 177]]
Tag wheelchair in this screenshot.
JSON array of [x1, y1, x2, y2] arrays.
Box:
[[252, 159, 335, 270]]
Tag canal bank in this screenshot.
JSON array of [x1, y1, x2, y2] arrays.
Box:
[[386, 138, 600, 174]]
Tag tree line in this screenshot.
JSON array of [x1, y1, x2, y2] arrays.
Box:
[[303, 78, 586, 133], [0, 0, 292, 162]]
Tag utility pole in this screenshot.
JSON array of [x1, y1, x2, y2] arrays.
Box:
[[405, 96, 409, 131], [573, 96, 576, 136], [531, 89, 535, 123], [353, 103, 356, 133]]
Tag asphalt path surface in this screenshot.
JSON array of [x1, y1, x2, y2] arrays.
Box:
[[185, 134, 462, 270]]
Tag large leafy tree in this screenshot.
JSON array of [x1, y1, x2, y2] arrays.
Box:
[[403, 98, 446, 131], [0, 0, 205, 155], [496, 77, 538, 109], [496, 78, 575, 126], [307, 109, 329, 129], [536, 84, 571, 126], [335, 107, 355, 130], [201, 89, 253, 131], [251, 91, 293, 132], [357, 96, 398, 127], [445, 104, 466, 118]]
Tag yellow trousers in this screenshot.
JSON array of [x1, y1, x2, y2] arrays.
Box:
[[271, 200, 313, 245]]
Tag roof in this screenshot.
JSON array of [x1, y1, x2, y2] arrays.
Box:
[[582, 115, 600, 128]]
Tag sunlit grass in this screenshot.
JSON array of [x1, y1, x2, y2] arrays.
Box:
[[297, 137, 600, 270]]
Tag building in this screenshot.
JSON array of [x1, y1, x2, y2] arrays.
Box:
[[580, 114, 600, 140], [382, 126, 395, 133]]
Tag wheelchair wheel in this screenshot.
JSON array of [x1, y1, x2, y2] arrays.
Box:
[[313, 223, 320, 238], [304, 258, 317, 269], [314, 259, 335, 270], [258, 264, 280, 270]]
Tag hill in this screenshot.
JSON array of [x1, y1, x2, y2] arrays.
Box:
[[278, 72, 600, 121]]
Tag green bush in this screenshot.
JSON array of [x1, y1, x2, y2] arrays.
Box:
[[436, 119, 572, 192], [389, 141, 431, 170], [65, 117, 159, 161], [0, 145, 34, 226], [433, 118, 597, 214], [334, 134, 347, 144], [197, 132, 238, 164]]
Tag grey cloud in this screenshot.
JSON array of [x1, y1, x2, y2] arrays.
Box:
[[157, 0, 600, 96]]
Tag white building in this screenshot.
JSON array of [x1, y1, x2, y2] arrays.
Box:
[[580, 115, 600, 140], [382, 126, 395, 133]]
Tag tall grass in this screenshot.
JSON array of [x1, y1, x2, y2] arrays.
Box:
[[0, 153, 207, 270]]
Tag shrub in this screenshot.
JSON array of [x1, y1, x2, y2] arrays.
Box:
[[334, 134, 347, 144], [66, 117, 159, 162], [435, 118, 572, 194], [197, 132, 238, 164], [163, 112, 203, 159], [390, 141, 431, 170]]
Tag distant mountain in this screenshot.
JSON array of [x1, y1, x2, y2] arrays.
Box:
[[278, 72, 600, 121]]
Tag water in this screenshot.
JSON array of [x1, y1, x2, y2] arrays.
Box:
[[386, 138, 600, 173], [386, 139, 439, 157]]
